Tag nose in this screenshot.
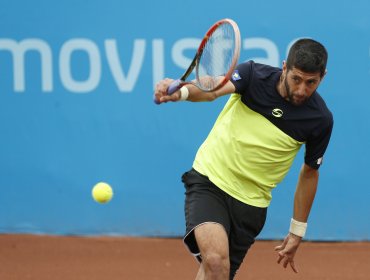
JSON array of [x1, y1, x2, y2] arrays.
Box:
[[296, 84, 307, 97]]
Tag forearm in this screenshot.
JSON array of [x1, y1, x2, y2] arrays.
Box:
[[154, 78, 236, 104], [293, 163, 319, 223], [185, 80, 235, 102], [276, 164, 319, 272]]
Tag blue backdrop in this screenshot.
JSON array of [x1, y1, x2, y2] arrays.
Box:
[[0, 0, 369, 240]]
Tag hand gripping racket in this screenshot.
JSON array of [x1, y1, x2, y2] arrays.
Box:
[[154, 18, 241, 104]]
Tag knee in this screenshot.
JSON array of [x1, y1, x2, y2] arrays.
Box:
[[203, 252, 229, 275]]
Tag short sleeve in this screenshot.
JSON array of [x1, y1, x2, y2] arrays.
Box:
[[304, 114, 334, 169], [229, 60, 254, 94]]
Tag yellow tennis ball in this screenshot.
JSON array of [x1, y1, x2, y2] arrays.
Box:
[[92, 182, 113, 204]]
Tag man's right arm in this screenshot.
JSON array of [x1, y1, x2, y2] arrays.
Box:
[[154, 78, 236, 104]]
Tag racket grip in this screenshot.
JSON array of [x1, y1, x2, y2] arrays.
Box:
[[167, 79, 182, 95], [153, 96, 160, 104]]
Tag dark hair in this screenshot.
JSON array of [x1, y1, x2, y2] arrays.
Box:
[[286, 38, 328, 77]]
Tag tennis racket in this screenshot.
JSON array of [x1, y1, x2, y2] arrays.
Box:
[[154, 18, 241, 104]]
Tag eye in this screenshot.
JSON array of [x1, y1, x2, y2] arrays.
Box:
[[292, 77, 300, 83], [307, 80, 317, 86]]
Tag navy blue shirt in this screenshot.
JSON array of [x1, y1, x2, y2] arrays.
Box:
[[230, 61, 333, 169]]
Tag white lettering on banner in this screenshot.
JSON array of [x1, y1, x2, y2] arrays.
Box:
[[152, 39, 164, 89], [172, 38, 200, 69], [243, 38, 279, 66], [60, 39, 101, 93], [105, 39, 145, 92], [169, 38, 200, 88], [0, 38, 53, 92], [0, 37, 300, 93]]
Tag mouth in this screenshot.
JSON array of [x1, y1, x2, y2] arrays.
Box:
[[290, 94, 306, 105]]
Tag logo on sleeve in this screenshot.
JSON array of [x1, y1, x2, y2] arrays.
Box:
[[317, 157, 323, 165], [231, 70, 241, 81]]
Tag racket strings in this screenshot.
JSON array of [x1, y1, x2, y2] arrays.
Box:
[[196, 23, 237, 91]]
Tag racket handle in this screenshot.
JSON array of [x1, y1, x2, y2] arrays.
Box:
[[167, 79, 182, 95], [153, 96, 160, 104]]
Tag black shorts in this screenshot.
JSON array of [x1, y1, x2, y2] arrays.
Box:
[[182, 168, 267, 279]]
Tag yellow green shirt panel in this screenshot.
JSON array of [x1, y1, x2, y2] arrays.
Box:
[[193, 94, 304, 207]]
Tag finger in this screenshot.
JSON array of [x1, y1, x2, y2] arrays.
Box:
[[155, 82, 167, 93], [160, 93, 179, 103], [274, 242, 285, 251], [154, 86, 165, 95], [290, 261, 298, 273], [283, 257, 289, 268], [153, 93, 161, 104], [277, 254, 284, 264], [274, 237, 288, 251], [274, 245, 283, 251]]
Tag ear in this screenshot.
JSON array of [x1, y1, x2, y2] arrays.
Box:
[[320, 69, 328, 81], [282, 60, 287, 71], [281, 60, 288, 75]]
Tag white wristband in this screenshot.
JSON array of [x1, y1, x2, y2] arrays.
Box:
[[289, 218, 307, 237], [179, 86, 189, 101]]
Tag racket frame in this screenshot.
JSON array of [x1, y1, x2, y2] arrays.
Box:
[[167, 18, 241, 95]]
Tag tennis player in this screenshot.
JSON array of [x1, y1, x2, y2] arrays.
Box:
[[154, 38, 333, 279]]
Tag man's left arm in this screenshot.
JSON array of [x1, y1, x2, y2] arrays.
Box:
[[274, 163, 319, 273]]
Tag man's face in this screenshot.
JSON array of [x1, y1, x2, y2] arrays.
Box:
[[282, 64, 324, 106]]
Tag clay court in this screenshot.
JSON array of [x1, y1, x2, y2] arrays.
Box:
[[1, 234, 369, 280]]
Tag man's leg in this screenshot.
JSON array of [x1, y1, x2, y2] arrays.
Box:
[[194, 223, 230, 280], [195, 263, 205, 280]]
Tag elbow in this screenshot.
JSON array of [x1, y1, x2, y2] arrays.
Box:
[[302, 164, 319, 179], [206, 92, 218, 101]]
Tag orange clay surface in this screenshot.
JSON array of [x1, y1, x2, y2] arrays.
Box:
[[0, 234, 369, 280]]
